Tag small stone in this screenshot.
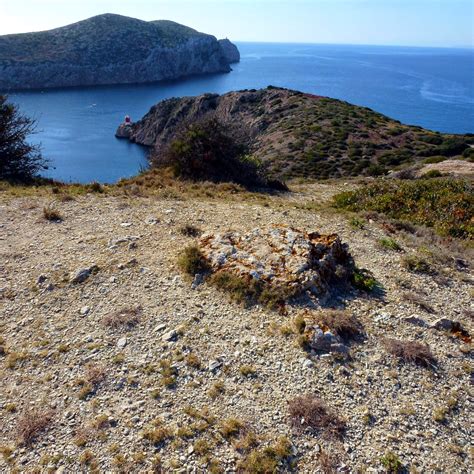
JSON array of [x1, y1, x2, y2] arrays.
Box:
[[208, 360, 222, 372], [156, 324, 167, 332], [161, 330, 178, 342], [145, 217, 159, 225], [80, 306, 90, 316], [303, 359, 314, 369], [403, 316, 427, 327], [117, 337, 127, 349], [70, 265, 98, 284], [121, 222, 133, 227]]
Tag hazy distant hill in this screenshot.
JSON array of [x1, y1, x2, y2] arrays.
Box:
[[125, 87, 473, 179], [0, 14, 239, 90]]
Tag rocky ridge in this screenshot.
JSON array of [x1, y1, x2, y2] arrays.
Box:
[[120, 87, 473, 180], [0, 14, 239, 90]]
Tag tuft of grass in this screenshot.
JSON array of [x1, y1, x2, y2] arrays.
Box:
[[239, 365, 257, 377], [208, 381, 225, 399], [288, 395, 345, 439], [333, 178, 473, 239], [383, 338, 436, 368], [42, 203, 62, 222], [293, 315, 306, 334], [143, 420, 172, 446], [16, 409, 54, 445], [237, 437, 293, 473], [219, 418, 245, 440], [380, 451, 404, 473], [185, 353, 201, 369], [159, 359, 178, 388], [177, 245, 210, 276], [378, 237, 402, 251]]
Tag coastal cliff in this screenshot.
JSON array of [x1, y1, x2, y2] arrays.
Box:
[[120, 87, 472, 180], [0, 14, 239, 90]]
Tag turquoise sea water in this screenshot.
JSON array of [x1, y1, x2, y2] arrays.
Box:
[[7, 43, 474, 183]]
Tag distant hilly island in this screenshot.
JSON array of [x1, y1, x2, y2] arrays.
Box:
[[0, 14, 240, 90], [119, 87, 474, 180]]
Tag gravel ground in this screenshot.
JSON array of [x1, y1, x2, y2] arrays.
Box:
[[0, 183, 472, 473]]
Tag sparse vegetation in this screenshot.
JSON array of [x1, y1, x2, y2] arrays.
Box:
[[237, 437, 293, 473], [219, 418, 246, 439], [288, 394, 346, 439], [334, 178, 473, 238]]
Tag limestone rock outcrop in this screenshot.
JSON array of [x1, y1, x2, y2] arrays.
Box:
[[198, 225, 353, 297]]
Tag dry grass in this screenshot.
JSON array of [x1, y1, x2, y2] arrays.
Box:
[[288, 394, 345, 439], [315, 310, 364, 341], [319, 449, 342, 474], [383, 338, 436, 368], [42, 203, 62, 222], [179, 224, 202, 237], [16, 409, 54, 445], [102, 306, 142, 330]]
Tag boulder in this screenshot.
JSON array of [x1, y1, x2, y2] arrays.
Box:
[[199, 225, 353, 298]]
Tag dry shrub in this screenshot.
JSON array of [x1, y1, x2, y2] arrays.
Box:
[[42, 203, 62, 222], [288, 395, 345, 439], [102, 306, 141, 330], [17, 409, 54, 445], [85, 363, 106, 386], [319, 449, 342, 474], [316, 310, 364, 341], [383, 338, 436, 368], [179, 225, 202, 237]]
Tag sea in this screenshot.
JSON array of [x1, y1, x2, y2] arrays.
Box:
[[6, 42, 474, 183]]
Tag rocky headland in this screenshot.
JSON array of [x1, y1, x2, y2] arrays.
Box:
[[0, 14, 240, 90], [118, 87, 474, 180]]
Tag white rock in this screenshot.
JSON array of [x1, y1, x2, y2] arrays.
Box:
[[117, 337, 127, 349]]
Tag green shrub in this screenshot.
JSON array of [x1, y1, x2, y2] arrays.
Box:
[[380, 452, 403, 473], [154, 117, 268, 188], [177, 246, 210, 276], [422, 170, 443, 178], [351, 267, 379, 292], [378, 238, 402, 251]]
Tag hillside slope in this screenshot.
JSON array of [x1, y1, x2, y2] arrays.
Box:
[[125, 87, 473, 179], [0, 14, 239, 90]]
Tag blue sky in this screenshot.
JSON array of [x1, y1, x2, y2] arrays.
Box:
[[1, 0, 473, 47]]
